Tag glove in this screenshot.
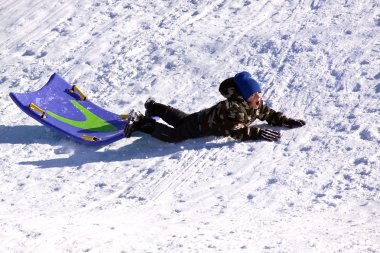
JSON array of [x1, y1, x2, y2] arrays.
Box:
[[257, 129, 281, 142], [282, 118, 306, 128]]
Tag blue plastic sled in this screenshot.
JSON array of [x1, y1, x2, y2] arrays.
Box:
[[9, 73, 130, 146]]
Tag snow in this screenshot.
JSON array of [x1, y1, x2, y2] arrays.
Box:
[[1, 0, 379, 252]]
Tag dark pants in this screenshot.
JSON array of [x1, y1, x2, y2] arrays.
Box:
[[146, 103, 204, 143]]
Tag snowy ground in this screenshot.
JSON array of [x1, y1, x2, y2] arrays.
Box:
[[1, 0, 379, 252]]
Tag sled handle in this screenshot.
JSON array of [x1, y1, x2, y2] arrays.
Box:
[[120, 114, 130, 121], [69, 85, 87, 101], [29, 103, 46, 118], [82, 135, 100, 142]]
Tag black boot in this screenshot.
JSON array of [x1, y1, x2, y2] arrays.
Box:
[[124, 111, 155, 138], [144, 98, 156, 118]]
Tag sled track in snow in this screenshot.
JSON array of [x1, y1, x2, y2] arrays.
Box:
[[110, 146, 222, 207], [0, 2, 73, 49], [148, 148, 220, 202]]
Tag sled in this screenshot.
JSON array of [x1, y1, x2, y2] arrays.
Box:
[[9, 73, 130, 146]]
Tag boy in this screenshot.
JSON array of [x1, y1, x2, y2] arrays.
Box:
[[124, 71, 305, 143]]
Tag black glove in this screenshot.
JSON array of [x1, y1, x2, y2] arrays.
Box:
[[282, 118, 306, 128], [257, 129, 281, 142]]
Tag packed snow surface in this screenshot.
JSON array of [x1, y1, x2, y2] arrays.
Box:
[[1, 0, 379, 252]]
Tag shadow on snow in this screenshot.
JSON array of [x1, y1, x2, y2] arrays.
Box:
[[0, 125, 236, 168], [2, 123, 290, 169]]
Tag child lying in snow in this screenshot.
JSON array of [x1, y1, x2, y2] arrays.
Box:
[[124, 71, 305, 143]]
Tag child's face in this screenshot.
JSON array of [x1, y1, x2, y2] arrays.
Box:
[[247, 92, 263, 109]]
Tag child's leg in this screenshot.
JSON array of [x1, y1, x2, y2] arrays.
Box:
[[147, 102, 188, 127], [145, 113, 202, 143]]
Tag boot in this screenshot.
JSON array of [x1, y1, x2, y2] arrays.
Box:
[[144, 97, 156, 118], [124, 111, 155, 138]]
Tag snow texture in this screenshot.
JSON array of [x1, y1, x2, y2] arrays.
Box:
[[0, 0, 379, 252]]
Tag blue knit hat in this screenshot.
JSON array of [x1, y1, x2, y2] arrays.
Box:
[[234, 71, 262, 101]]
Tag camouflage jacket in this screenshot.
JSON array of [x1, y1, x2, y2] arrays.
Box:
[[197, 78, 288, 141]]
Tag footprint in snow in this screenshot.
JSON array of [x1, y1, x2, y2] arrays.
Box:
[[22, 50, 35, 56]]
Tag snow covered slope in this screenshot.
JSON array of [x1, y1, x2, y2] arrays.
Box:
[[1, 0, 379, 252]]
